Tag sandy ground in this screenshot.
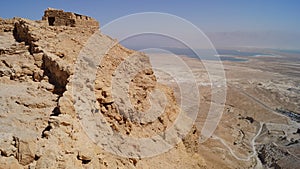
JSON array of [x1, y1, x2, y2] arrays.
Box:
[[148, 52, 300, 168]]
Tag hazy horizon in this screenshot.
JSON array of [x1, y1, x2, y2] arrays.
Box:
[[1, 0, 300, 49]]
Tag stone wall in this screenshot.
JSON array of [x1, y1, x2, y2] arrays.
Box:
[[42, 8, 99, 28]]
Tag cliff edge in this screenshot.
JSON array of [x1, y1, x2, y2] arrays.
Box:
[[0, 9, 205, 168]]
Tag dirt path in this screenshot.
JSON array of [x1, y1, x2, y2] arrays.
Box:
[[209, 84, 283, 167], [212, 122, 263, 162]]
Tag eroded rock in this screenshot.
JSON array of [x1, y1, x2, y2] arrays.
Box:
[[0, 8, 207, 169]]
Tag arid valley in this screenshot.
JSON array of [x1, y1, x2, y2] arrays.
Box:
[[157, 50, 300, 168]]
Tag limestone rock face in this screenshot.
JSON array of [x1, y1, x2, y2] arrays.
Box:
[[16, 138, 37, 165], [0, 133, 17, 157], [0, 9, 205, 168], [0, 156, 23, 169]]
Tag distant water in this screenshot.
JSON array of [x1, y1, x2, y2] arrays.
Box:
[[219, 56, 247, 62], [163, 48, 280, 62], [276, 49, 300, 54], [161, 48, 250, 62], [216, 49, 266, 57], [122, 46, 273, 62], [119, 33, 279, 62]]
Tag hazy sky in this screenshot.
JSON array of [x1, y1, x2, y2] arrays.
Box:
[[1, 0, 299, 32], [1, 0, 300, 48]]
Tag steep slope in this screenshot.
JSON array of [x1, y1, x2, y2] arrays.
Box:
[[0, 9, 205, 168]]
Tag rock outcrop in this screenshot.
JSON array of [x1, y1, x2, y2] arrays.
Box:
[[0, 9, 205, 168]]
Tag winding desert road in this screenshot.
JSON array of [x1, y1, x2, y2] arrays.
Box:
[[211, 121, 263, 162], [209, 84, 285, 167]]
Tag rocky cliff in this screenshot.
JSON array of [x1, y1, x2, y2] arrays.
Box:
[[0, 9, 205, 168]]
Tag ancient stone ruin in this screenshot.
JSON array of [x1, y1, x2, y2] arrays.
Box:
[[42, 8, 99, 28]]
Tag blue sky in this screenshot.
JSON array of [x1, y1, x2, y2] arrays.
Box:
[[1, 0, 300, 48], [1, 0, 299, 32]]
